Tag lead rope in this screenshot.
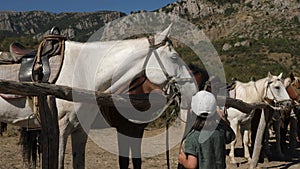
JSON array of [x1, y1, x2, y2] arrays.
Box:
[[145, 36, 179, 169], [166, 107, 179, 169], [165, 79, 181, 169]]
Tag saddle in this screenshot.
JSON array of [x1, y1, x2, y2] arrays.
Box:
[[18, 35, 65, 83], [10, 42, 37, 62], [0, 43, 37, 64]]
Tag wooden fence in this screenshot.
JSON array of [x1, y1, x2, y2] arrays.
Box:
[[0, 79, 269, 169]]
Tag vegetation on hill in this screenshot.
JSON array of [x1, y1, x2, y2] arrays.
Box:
[[1, 0, 300, 82]]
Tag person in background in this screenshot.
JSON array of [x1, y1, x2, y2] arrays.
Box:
[[178, 90, 235, 169], [188, 64, 209, 91]]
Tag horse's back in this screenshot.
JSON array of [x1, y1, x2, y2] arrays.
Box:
[[234, 81, 260, 103]]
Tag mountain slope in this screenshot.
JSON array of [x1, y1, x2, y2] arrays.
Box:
[[0, 10, 125, 41], [0, 0, 299, 80], [159, 0, 300, 80]]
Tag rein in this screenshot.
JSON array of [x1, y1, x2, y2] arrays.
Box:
[[127, 36, 182, 124], [142, 36, 172, 81], [145, 36, 181, 169]]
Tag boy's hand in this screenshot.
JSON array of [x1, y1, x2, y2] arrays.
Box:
[[178, 149, 187, 164]]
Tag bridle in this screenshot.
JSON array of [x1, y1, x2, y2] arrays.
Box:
[[142, 36, 182, 100], [263, 80, 291, 110], [126, 36, 183, 125], [142, 36, 191, 169], [142, 36, 173, 81]]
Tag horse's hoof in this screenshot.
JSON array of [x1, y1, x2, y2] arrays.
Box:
[[229, 158, 237, 164], [246, 157, 252, 164], [230, 160, 237, 164]]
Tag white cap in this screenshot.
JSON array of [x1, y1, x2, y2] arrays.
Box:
[[191, 90, 217, 118]]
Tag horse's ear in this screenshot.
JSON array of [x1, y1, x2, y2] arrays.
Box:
[[278, 73, 283, 79], [154, 23, 172, 45], [268, 72, 272, 78], [290, 72, 295, 81]]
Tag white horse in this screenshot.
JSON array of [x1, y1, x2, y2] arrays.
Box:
[[0, 25, 198, 169], [227, 72, 291, 164]]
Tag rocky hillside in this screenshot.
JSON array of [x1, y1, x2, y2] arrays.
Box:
[[0, 0, 299, 80], [160, 0, 300, 80], [0, 10, 125, 41], [162, 0, 300, 40]]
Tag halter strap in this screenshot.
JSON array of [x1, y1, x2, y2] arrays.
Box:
[[263, 80, 291, 110], [142, 36, 172, 82]]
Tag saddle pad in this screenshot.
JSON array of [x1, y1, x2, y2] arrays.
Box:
[[0, 64, 23, 99], [0, 55, 62, 82], [0, 93, 24, 99], [48, 54, 63, 83], [0, 63, 21, 81]]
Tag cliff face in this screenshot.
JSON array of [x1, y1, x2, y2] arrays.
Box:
[[160, 0, 300, 40], [1, 0, 299, 41], [0, 10, 126, 41], [0, 0, 300, 79], [157, 0, 300, 79]]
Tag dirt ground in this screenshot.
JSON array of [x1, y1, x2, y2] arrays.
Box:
[[0, 125, 300, 169]]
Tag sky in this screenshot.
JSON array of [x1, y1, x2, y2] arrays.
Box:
[[0, 0, 179, 14]]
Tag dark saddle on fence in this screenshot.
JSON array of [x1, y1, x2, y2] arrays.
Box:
[[17, 35, 65, 83], [10, 42, 37, 61], [0, 43, 37, 64], [0, 34, 65, 83]]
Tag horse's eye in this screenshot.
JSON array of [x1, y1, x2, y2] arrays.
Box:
[[171, 55, 178, 60]]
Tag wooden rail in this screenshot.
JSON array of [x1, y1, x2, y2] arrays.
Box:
[[0, 79, 270, 168]]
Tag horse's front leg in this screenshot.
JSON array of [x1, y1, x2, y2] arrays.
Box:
[[229, 119, 238, 164], [262, 122, 272, 157], [241, 123, 252, 163], [289, 111, 298, 155], [58, 116, 73, 169], [273, 118, 284, 158], [71, 126, 88, 169]]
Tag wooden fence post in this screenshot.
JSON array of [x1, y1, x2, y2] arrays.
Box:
[[38, 95, 59, 169], [250, 108, 269, 169]]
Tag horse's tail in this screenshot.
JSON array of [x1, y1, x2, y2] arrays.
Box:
[[0, 122, 7, 136], [18, 127, 41, 168]]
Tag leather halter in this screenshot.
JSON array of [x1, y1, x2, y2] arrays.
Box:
[[263, 80, 291, 110], [142, 36, 172, 81], [125, 36, 181, 124]]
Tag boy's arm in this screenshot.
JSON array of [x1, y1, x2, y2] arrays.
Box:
[[220, 120, 236, 144], [178, 149, 197, 169]]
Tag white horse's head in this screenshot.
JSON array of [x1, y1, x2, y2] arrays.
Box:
[[107, 24, 197, 123], [263, 72, 291, 109], [77, 24, 197, 123], [143, 24, 197, 110]]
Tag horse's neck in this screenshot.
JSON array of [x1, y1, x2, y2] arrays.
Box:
[[254, 78, 268, 97], [235, 78, 267, 103], [61, 39, 149, 91]]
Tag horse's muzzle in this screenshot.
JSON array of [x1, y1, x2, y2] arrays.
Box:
[[275, 100, 292, 111]]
